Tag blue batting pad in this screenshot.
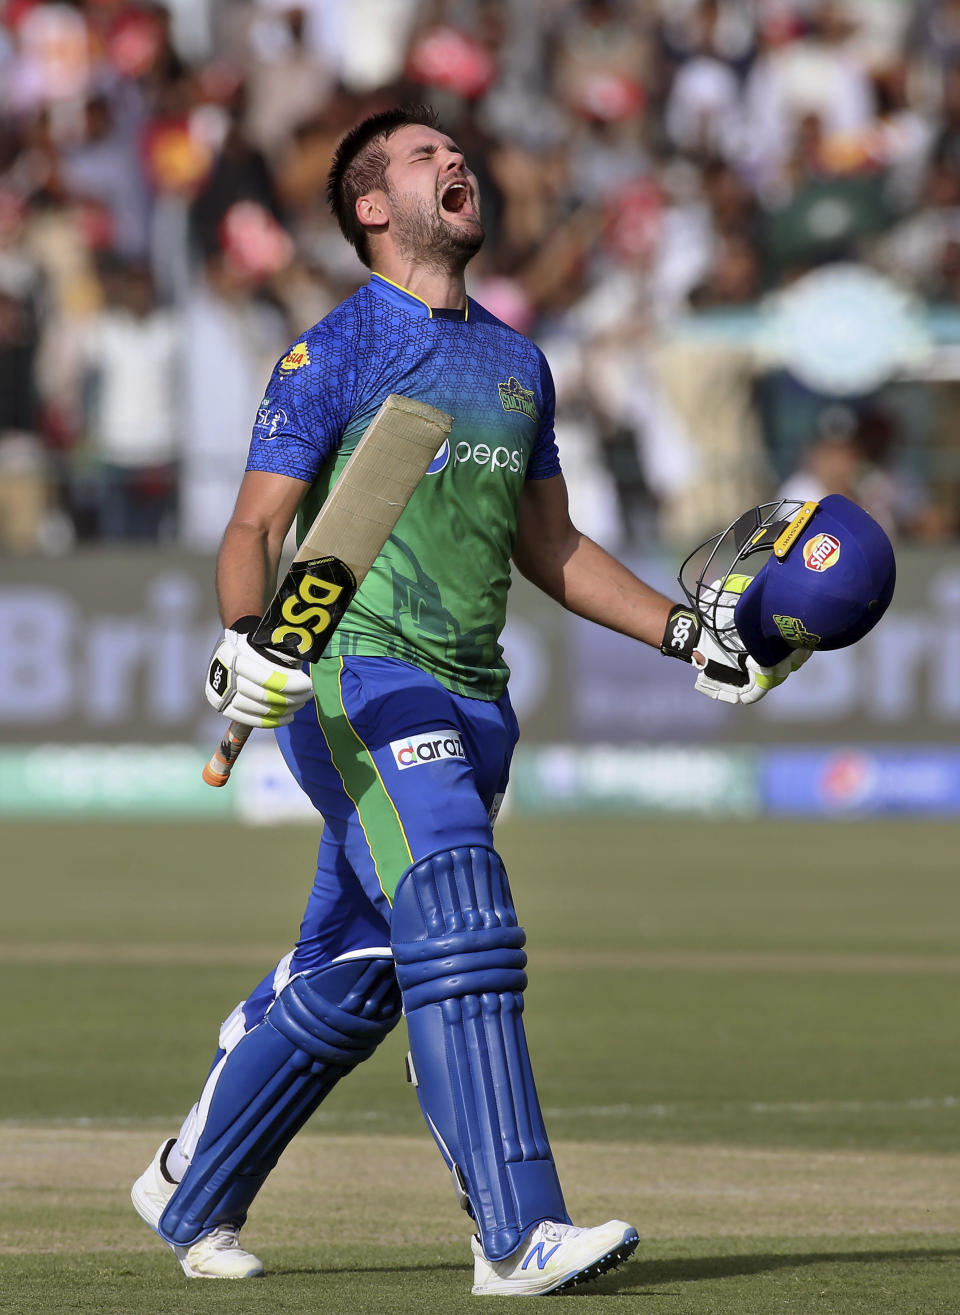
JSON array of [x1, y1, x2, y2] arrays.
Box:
[[392, 847, 569, 1261], [159, 957, 401, 1245]]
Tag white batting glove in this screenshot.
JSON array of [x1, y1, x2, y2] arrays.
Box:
[[661, 578, 811, 706], [692, 577, 810, 705], [205, 623, 315, 729], [692, 627, 810, 705]]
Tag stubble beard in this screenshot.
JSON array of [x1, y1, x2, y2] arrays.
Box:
[[388, 190, 485, 274]]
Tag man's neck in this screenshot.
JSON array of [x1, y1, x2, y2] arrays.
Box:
[[370, 256, 467, 312]]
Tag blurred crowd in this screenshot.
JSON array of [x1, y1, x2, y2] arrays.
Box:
[[1, 0, 959, 556]]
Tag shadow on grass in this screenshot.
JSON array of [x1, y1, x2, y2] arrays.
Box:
[[257, 1246, 960, 1299], [268, 1261, 466, 1278], [627, 1246, 960, 1289]]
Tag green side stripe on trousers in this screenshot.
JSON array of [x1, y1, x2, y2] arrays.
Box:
[[311, 657, 413, 904]]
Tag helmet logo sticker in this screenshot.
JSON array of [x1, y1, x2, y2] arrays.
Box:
[[773, 615, 822, 648], [803, 533, 841, 572]]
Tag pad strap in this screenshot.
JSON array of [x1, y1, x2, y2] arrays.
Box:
[[159, 957, 401, 1245], [392, 847, 569, 1261]]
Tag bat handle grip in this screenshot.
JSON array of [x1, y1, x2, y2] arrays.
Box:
[[202, 721, 251, 787]]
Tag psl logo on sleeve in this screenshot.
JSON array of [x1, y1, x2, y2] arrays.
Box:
[[802, 533, 841, 572], [390, 729, 466, 770]]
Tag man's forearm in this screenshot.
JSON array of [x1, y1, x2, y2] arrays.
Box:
[[211, 471, 309, 628], [518, 530, 675, 649], [215, 520, 284, 627]]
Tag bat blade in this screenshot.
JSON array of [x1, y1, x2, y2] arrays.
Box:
[[251, 395, 452, 666], [297, 393, 453, 571], [202, 395, 453, 787]]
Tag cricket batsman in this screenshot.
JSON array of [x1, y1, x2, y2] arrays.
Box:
[[131, 105, 894, 1294]]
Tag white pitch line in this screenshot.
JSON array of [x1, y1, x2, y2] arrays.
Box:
[[746, 1096, 960, 1114], [3, 1096, 957, 1131], [541, 1096, 960, 1118]]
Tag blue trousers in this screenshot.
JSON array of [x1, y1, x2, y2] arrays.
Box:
[[240, 654, 519, 1031]]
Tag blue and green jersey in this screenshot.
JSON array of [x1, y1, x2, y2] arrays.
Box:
[[245, 274, 561, 699]]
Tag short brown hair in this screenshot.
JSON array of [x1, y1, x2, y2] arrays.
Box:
[[326, 105, 440, 268]]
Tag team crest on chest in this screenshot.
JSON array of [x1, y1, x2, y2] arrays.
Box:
[[498, 376, 536, 421]]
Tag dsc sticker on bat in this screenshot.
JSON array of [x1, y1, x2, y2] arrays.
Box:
[[252, 558, 357, 663]]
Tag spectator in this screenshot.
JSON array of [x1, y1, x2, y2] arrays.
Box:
[[690, 232, 762, 307], [743, 2, 877, 190], [662, 0, 749, 162], [0, 262, 45, 552], [190, 93, 280, 260], [908, 0, 960, 81], [177, 247, 288, 551], [867, 56, 936, 208], [779, 403, 865, 504], [781, 404, 957, 541], [552, 0, 649, 128], [242, 5, 334, 155], [874, 151, 960, 297], [79, 259, 180, 541], [60, 94, 151, 259]]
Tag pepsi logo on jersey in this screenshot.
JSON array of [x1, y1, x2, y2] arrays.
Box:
[[452, 440, 524, 475], [427, 439, 450, 474], [426, 438, 524, 476]]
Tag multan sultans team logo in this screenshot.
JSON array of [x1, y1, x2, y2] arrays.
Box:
[[773, 614, 822, 649], [280, 341, 310, 372], [498, 376, 536, 421]]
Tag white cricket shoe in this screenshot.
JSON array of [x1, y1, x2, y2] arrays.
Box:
[[131, 1139, 264, 1279], [471, 1218, 639, 1296]]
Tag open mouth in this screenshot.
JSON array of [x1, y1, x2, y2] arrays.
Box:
[[441, 181, 471, 214]]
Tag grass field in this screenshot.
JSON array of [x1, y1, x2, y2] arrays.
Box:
[[2, 816, 959, 1312]]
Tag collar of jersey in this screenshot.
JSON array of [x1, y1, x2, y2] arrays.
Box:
[[368, 272, 469, 321]]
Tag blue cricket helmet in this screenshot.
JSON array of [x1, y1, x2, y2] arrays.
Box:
[[734, 495, 896, 664], [679, 495, 896, 667]]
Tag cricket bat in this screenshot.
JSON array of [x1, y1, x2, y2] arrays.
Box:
[[202, 394, 453, 787]]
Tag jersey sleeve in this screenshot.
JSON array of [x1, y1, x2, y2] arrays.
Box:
[[525, 348, 562, 481], [245, 320, 357, 481]]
